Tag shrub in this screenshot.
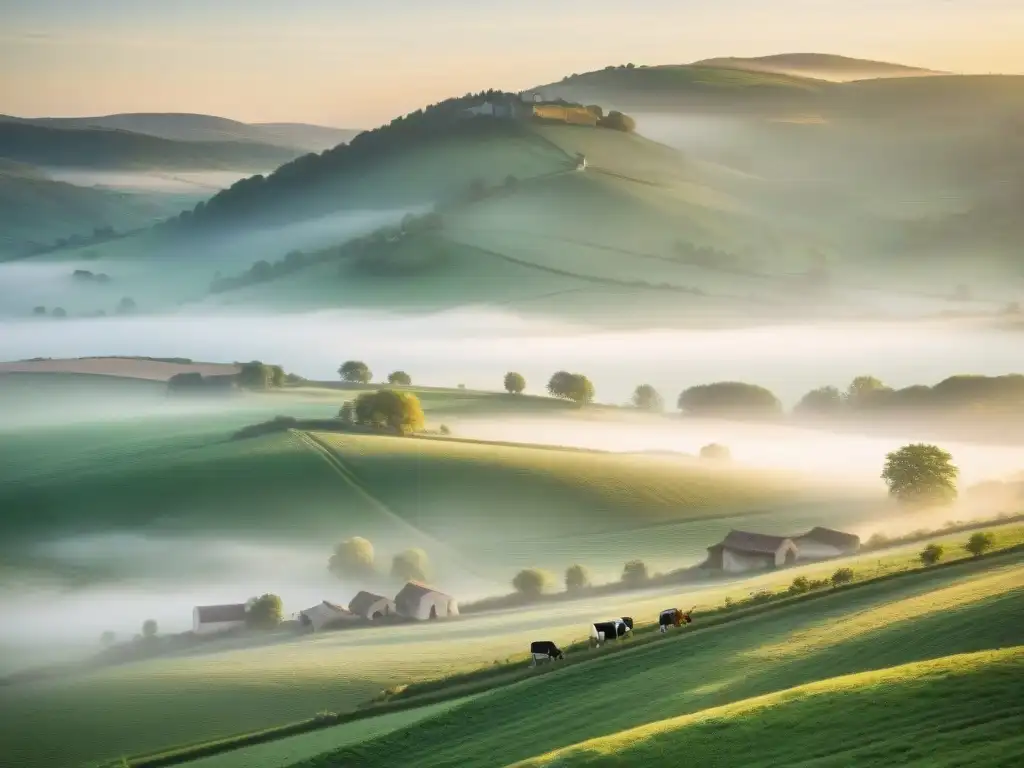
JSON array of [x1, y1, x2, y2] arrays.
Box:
[[788, 576, 811, 595], [141, 619, 158, 638], [512, 568, 553, 598], [52, 307, 67, 318], [354, 389, 425, 433], [965, 531, 995, 557], [699, 443, 731, 461], [631, 384, 663, 412], [565, 564, 592, 592], [597, 110, 636, 132], [247, 594, 283, 629], [919, 543, 945, 566], [621, 560, 649, 587], [116, 297, 136, 315], [439, 424, 451, 435], [865, 532, 889, 549], [547, 371, 595, 404], [830, 567, 854, 587], [328, 537, 375, 578], [391, 548, 430, 582]]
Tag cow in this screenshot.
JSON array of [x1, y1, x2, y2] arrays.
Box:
[[658, 606, 695, 633], [589, 617, 634, 648], [530, 640, 564, 666]]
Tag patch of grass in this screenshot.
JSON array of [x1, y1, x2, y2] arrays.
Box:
[[296, 554, 1024, 768], [512, 647, 1024, 767]]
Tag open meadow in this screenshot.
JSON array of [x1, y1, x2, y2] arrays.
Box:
[[1, 527, 1021, 768]]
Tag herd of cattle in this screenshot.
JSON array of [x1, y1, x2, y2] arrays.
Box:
[[530, 606, 695, 666]]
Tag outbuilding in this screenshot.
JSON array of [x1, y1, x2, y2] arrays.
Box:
[[298, 601, 356, 632], [704, 530, 799, 573], [348, 591, 397, 621], [394, 582, 458, 621], [192, 603, 247, 635], [792, 527, 861, 560]]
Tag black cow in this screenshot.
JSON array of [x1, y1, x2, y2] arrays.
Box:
[[659, 606, 695, 633], [530, 640, 564, 666], [590, 617, 633, 647]]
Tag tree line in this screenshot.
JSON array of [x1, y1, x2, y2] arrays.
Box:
[[328, 537, 431, 584]]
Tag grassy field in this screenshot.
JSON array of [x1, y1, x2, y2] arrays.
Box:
[[513, 648, 1024, 767], [2, 533, 1021, 768], [296, 552, 1024, 768]]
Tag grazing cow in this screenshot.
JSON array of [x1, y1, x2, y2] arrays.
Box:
[[589, 617, 633, 647], [530, 640, 564, 666], [659, 606, 696, 633]]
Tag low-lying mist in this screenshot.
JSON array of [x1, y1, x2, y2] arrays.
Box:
[[2, 309, 1020, 409]]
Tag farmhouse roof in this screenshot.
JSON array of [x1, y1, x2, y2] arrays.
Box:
[[195, 604, 247, 623], [395, 581, 449, 605], [710, 530, 794, 555], [348, 591, 390, 615], [796, 527, 861, 549]]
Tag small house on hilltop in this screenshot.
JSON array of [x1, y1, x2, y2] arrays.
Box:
[[395, 582, 458, 621], [348, 591, 397, 621], [298, 601, 356, 632], [704, 530, 799, 574], [192, 603, 247, 635], [792, 527, 861, 559]]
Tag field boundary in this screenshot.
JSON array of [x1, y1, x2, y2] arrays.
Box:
[[100, 540, 1024, 768]]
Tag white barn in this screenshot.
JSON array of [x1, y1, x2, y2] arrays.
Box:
[[395, 582, 458, 621], [792, 527, 861, 560], [348, 591, 397, 621], [704, 530, 799, 574], [298, 601, 356, 632], [192, 603, 247, 635]]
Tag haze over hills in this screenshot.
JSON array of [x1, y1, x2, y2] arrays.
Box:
[[692, 53, 947, 82], [0, 113, 361, 153]]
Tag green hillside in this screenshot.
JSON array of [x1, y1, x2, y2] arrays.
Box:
[[2, 534, 1019, 768], [0, 121, 303, 171], [515, 648, 1023, 767]]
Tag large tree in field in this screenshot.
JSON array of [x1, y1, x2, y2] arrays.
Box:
[[339, 360, 372, 384], [328, 537, 375, 579], [246, 594, 283, 629], [547, 371, 595, 404], [504, 371, 526, 395], [354, 389, 425, 433], [632, 384, 663, 412], [387, 371, 412, 386], [881, 443, 959, 508], [391, 548, 430, 582]]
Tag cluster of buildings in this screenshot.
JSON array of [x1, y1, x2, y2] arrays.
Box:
[[703, 526, 861, 574], [192, 581, 458, 636], [460, 92, 600, 126]]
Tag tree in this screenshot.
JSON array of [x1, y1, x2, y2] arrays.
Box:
[[881, 443, 959, 508], [830, 567, 854, 587], [328, 537, 375, 579], [699, 443, 731, 461], [142, 619, 158, 638], [339, 360, 372, 384], [52, 307, 67, 318], [387, 371, 412, 386], [32, 306, 46, 316], [391, 548, 430, 582], [919, 543, 945, 566], [354, 389, 425, 433], [504, 371, 526, 395], [794, 386, 844, 417], [621, 560, 649, 587], [845, 376, 887, 409], [598, 111, 636, 132], [677, 382, 782, 418], [547, 371, 595, 404], [512, 568, 553, 598], [565, 564, 592, 592], [631, 384, 663, 412], [965, 531, 995, 558], [586, 104, 605, 118], [788, 576, 811, 595], [116, 297, 137, 315], [100, 631, 116, 647], [247, 594, 283, 629], [238, 361, 273, 390], [338, 401, 355, 425]]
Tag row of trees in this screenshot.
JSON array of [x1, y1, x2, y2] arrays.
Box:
[[30, 296, 137, 319], [328, 537, 431, 583], [511, 559, 652, 599], [338, 361, 411, 386]]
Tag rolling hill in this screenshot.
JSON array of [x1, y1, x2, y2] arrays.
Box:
[[692, 53, 946, 82], [0, 121, 305, 171], [0, 113, 360, 153]]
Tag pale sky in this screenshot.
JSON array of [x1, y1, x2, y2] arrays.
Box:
[[1, 0, 1022, 128]]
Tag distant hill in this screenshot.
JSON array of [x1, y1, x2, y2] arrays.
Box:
[[0, 121, 304, 171], [0, 113, 360, 153], [0, 162, 188, 257], [692, 53, 946, 82]]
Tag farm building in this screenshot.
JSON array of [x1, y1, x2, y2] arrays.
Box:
[[394, 582, 459, 621], [792, 527, 861, 559], [298, 601, 357, 632], [704, 530, 799, 573], [348, 591, 397, 621], [192, 603, 247, 635]]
